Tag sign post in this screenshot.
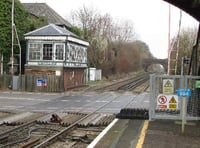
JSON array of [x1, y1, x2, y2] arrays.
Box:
[[177, 88, 191, 133]]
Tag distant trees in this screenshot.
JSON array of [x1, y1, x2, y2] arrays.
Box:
[[169, 27, 197, 75], [68, 5, 152, 77], [116, 41, 152, 73]]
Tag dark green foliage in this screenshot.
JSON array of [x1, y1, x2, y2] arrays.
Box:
[[68, 26, 83, 37], [0, 0, 48, 73], [28, 16, 48, 31], [0, 0, 12, 53]]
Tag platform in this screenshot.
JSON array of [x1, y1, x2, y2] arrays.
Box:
[[89, 119, 200, 148]]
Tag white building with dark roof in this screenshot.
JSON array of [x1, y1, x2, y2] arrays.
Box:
[[24, 24, 89, 90]]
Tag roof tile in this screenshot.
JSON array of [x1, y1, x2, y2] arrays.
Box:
[[23, 3, 72, 28]]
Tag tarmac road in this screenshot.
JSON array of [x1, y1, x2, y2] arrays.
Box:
[[0, 91, 149, 113]]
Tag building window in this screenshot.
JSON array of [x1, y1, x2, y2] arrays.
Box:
[[43, 44, 53, 60], [29, 43, 41, 60], [55, 44, 64, 60]]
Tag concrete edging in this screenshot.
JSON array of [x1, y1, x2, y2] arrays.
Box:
[[87, 118, 119, 148]]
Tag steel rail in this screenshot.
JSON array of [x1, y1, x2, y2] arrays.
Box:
[[117, 75, 149, 90], [94, 72, 150, 91], [35, 94, 122, 148]]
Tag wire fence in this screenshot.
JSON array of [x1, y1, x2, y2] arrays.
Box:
[[149, 74, 200, 121]]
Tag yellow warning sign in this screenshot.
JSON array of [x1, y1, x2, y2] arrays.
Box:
[[169, 96, 177, 103], [169, 104, 177, 109], [163, 79, 174, 94], [164, 80, 172, 87]]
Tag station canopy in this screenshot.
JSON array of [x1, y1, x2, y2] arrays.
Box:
[[164, 0, 200, 21]]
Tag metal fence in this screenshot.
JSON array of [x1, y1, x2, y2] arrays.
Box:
[[149, 74, 200, 121], [0, 74, 63, 92]]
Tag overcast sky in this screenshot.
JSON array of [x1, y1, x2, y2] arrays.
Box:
[[20, 0, 198, 59]]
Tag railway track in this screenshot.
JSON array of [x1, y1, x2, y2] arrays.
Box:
[[117, 74, 149, 91], [34, 95, 119, 147], [65, 72, 150, 93], [0, 107, 115, 147], [93, 72, 150, 92], [0, 92, 122, 147], [0, 73, 151, 147]]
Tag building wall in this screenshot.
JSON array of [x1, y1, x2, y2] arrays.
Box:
[[25, 66, 63, 76], [63, 68, 86, 90]]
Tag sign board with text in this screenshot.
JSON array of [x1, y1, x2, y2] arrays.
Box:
[[177, 88, 191, 97], [163, 79, 174, 94], [157, 94, 178, 109]]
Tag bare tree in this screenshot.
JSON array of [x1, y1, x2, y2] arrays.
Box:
[[169, 27, 198, 75], [111, 19, 135, 42], [68, 5, 141, 76]]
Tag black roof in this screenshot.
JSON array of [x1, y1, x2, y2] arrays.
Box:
[[23, 3, 72, 28]]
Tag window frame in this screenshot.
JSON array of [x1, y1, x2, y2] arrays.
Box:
[[28, 43, 42, 61], [54, 43, 65, 61], [42, 43, 53, 61]]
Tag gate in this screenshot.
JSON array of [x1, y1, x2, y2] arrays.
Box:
[[149, 74, 200, 121]]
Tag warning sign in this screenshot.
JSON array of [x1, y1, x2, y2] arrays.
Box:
[[163, 79, 174, 94], [168, 96, 178, 109], [158, 95, 167, 104], [169, 96, 176, 103], [169, 104, 177, 109], [157, 94, 178, 109]]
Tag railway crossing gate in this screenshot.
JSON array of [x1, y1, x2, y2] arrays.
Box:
[[149, 74, 200, 121]]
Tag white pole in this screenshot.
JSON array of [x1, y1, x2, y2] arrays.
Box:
[[167, 4, 171, 75]]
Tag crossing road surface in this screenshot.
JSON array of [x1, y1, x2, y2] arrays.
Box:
[[0, 91, 149, 113]]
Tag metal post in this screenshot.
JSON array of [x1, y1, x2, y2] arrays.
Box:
[[1, 54, 3, 75], [181, 58, 186, 133], [11, 0, 14, 75], [181, 96, 186, 133], [14, 24, 21, 75], [149, 74, 153, 120], [167, 4, 171, 75], [181, 57, 184, 75]]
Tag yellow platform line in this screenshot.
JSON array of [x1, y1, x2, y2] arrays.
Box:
[[136, 120, 149, 148]]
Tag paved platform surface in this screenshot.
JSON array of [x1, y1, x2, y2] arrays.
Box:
[[143, 120, 200, 148], [93, 119, 200, 148]]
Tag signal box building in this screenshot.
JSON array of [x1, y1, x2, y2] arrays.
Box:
[[24, 24, 89, 90]]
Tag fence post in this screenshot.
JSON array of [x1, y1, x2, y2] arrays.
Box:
[[149, 74, 155, 120]]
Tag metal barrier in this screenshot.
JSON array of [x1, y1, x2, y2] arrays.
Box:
[[149, 74, 200, 121]]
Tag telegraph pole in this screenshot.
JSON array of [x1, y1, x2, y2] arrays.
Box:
[[167, 4, 171, 75], [11, 0, 14, 75]]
